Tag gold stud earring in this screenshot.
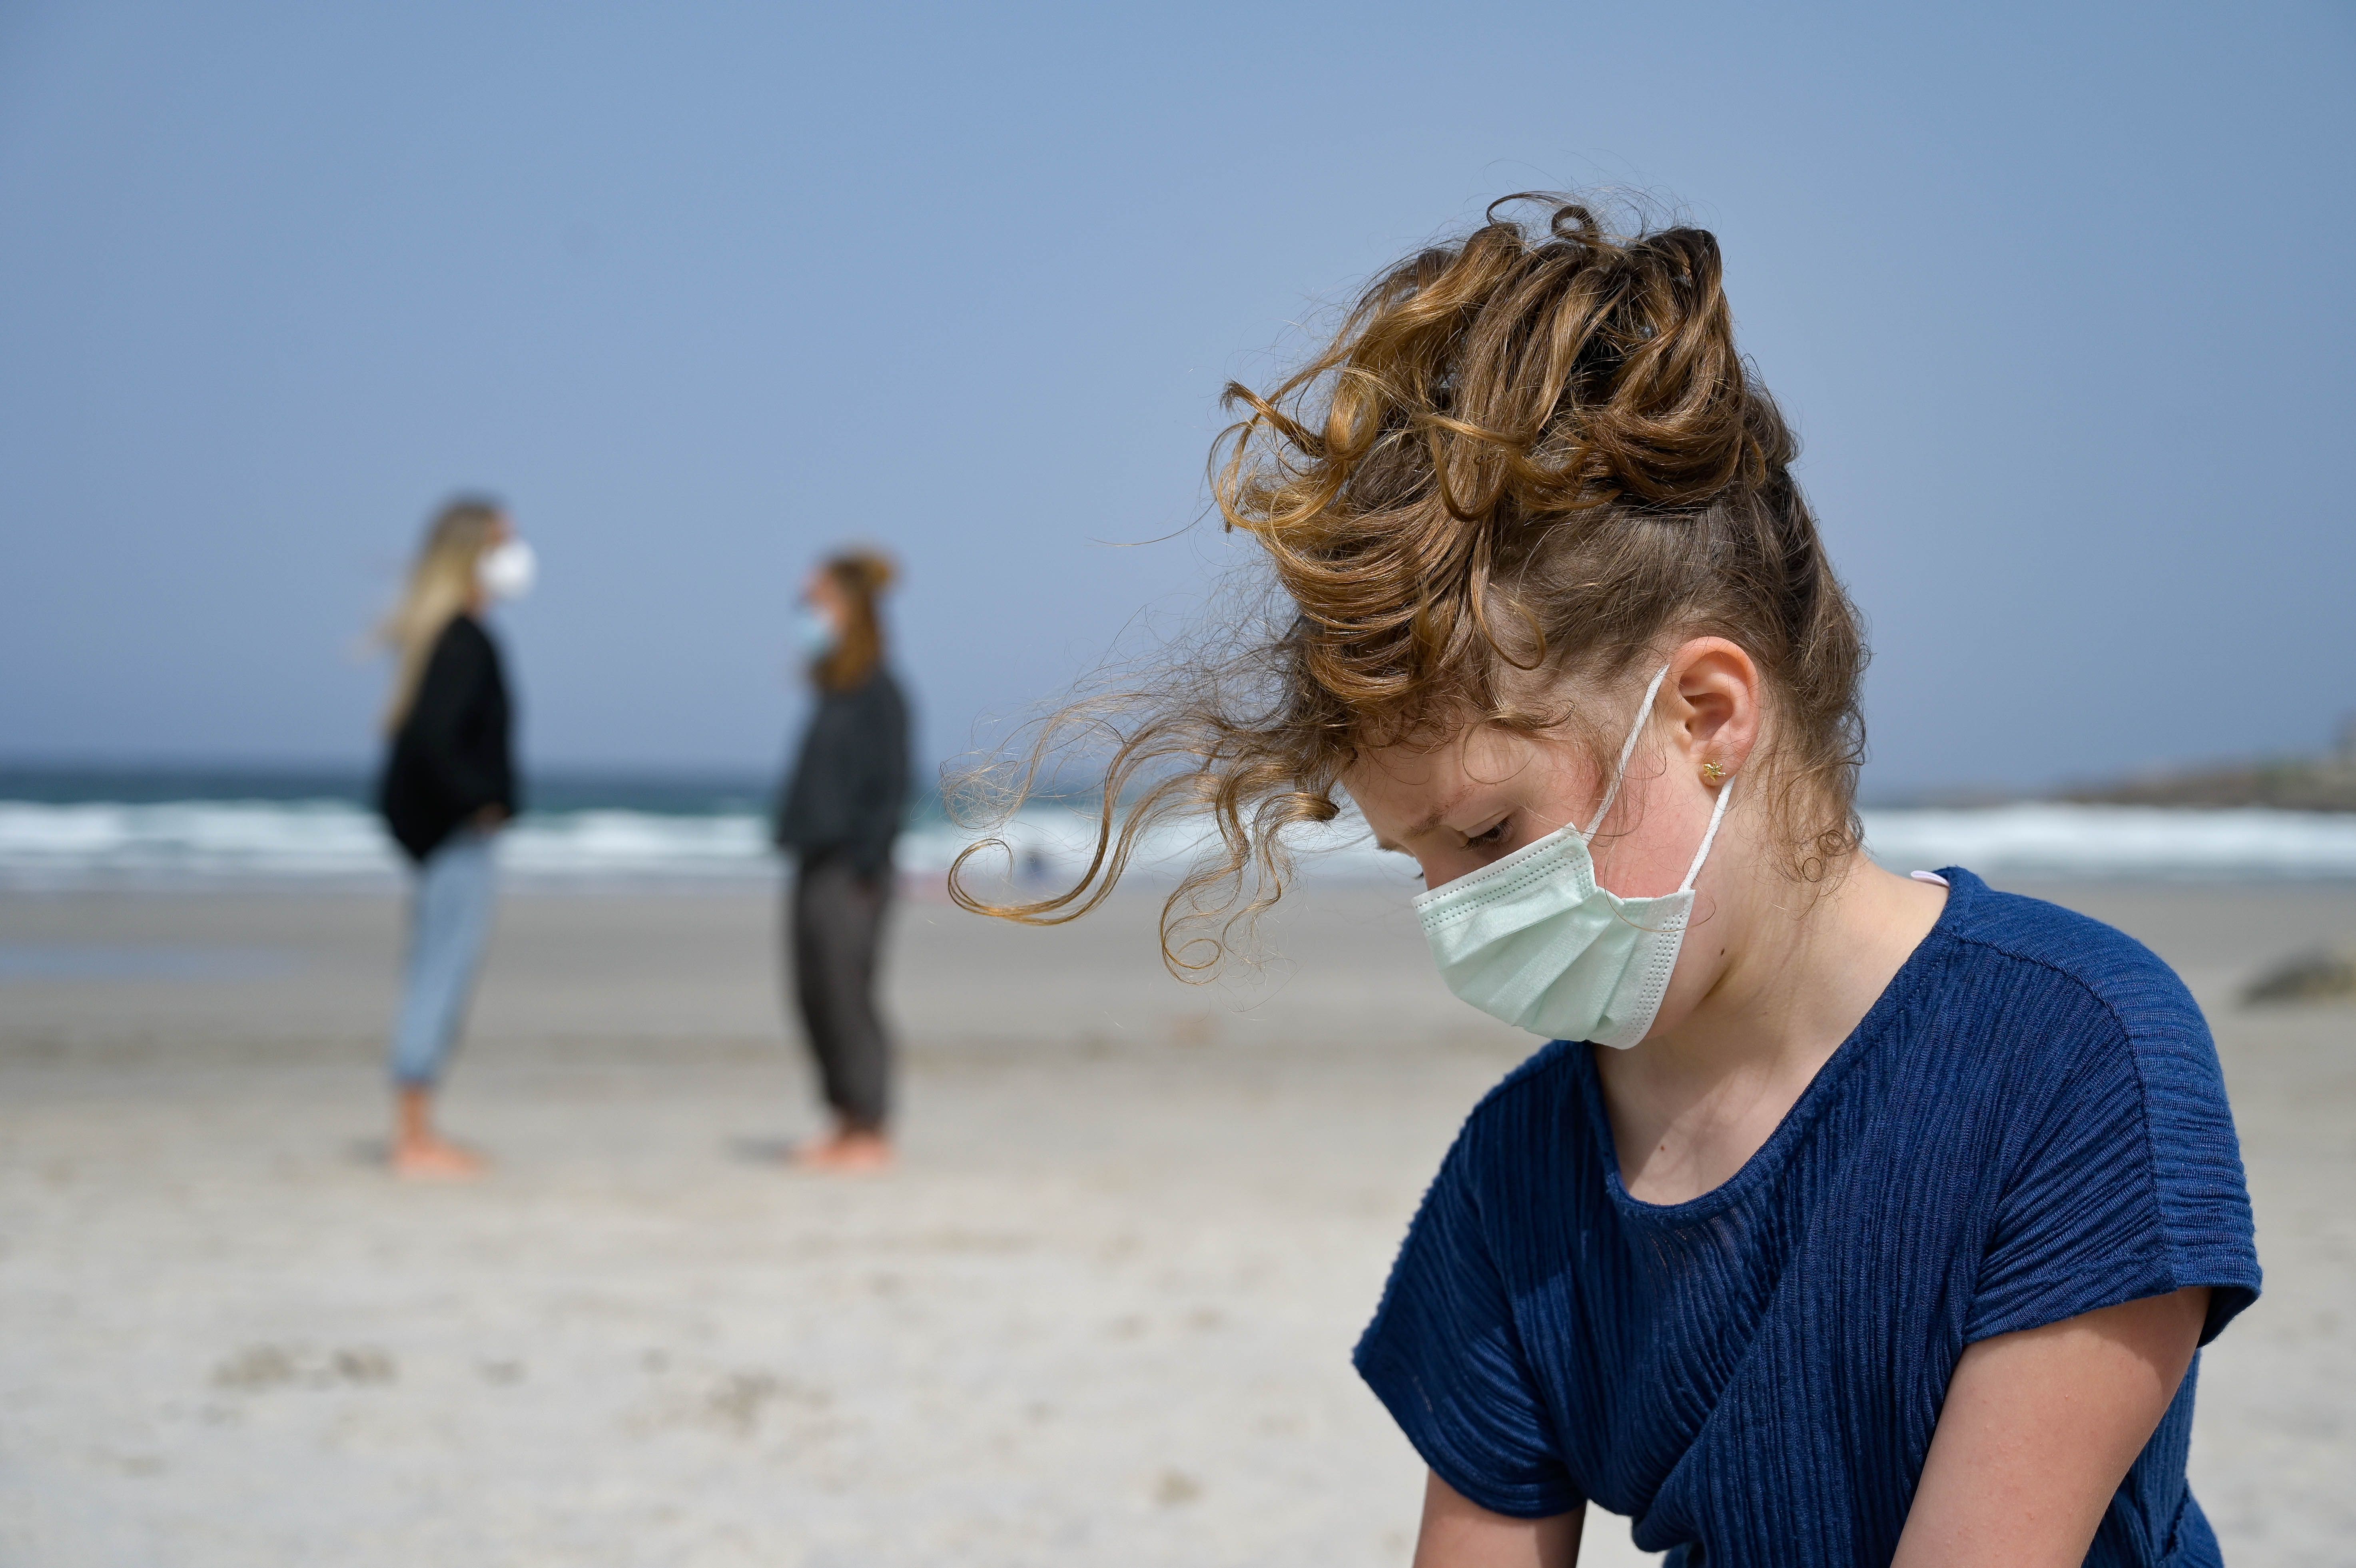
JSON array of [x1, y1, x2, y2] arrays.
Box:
[[1700, 760, 1728, 783]]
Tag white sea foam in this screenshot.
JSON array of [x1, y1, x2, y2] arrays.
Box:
[[1859, 803, 2356, 880], [0, 800, 773, 887], [0, 800, 400, 884], [0, 799, 1372, 887], [4, 797, 2356, 888]]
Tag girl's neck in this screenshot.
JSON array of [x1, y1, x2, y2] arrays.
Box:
[[1594, 856, 1946, 1205]]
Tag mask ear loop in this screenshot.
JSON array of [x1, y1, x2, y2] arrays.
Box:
[[1678, 776, 1735, 892], [1580, 664, 1674, 845]]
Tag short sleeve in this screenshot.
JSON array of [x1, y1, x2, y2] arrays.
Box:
[[1354, 1135, 1583, 1520], [1965, 977, 2260, 1349]]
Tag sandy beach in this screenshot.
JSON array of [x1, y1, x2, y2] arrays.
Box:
[[2, 876, 2350, 1566]]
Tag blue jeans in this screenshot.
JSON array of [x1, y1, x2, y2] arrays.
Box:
[[389, 830, 498, 1087]]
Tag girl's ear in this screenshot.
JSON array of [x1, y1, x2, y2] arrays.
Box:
[[1666, 638, 1762, 773]]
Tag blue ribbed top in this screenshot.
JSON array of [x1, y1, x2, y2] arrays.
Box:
[[1355, 868, 2260, 1567]]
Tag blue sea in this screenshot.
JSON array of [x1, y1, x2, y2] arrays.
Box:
[[5, 766, 2356, 888]]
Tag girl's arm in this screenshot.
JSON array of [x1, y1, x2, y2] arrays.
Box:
[[1893, 1286, 2209, 1566], [1413, 1472, 1583, 1568]]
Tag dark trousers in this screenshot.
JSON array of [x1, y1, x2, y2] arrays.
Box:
[[789, 853, 894, 1131]]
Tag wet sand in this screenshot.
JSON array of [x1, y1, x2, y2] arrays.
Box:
[[1, 878, 2349, 1566]]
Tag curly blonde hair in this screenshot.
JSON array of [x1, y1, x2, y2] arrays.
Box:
[[952, 195, 1868, 975]]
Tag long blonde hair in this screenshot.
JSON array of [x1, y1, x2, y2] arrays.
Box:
[[380, 497, 505, 732]]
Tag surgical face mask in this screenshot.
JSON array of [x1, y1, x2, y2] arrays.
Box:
[[1413, 665, 1734, 1049], [792, 606, 837, 659], [477, 539, 537, 602]]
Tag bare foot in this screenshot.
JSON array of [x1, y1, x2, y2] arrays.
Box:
[[392, 1138, 487, 1180], [790, 1131, 893, 1173]]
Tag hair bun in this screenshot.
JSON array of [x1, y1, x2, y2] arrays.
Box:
[[1512, 200, 1786, 509], [828, 548, 898, 594]]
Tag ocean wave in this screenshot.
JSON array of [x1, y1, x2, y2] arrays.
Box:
[[0, 799, 1381, 887], [4, 798, 2356, 888], [1859, 803, 2356, 879]]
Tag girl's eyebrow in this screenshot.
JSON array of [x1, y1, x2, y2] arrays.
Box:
[[1368, 809, 1447, 856], [1408, 792, 1475, 838], [1369, 788, 1485, 853]]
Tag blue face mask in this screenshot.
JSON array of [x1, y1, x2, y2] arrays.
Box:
[[793, 606, 837, 660], [1412, 665, 1734, 1048]]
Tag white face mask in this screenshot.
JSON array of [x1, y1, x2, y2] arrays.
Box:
[[1412, 664, 1734, 1049], [792, 606, 837, 659], [477, 538, 537, 602]]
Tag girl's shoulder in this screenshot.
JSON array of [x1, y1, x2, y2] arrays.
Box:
[[429, 611, 499, 664], [1937, 870, 2194, 1009], [1440, 1038, 1604, 1199], [1928, 869, 2213, 1080], [1926, 870, 2260, 1344], [1892, 873, 2240, 1228], [831, 665, 909, 710]]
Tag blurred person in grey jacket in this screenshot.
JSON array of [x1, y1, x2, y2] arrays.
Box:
[[773, 549, 911, 1171]]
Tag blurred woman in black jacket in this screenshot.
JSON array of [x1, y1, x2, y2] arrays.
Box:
[[774, 549, 910, 1172], [375, 496, 532, 1178]]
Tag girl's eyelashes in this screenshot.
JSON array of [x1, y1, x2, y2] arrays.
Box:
[[1462, 816, 1511, 850]]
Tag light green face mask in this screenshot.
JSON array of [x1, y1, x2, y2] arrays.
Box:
[[1412, 665, 1734, 1048]]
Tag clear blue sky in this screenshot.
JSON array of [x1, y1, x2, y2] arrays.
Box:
[[2, 2, 2350, 796]]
